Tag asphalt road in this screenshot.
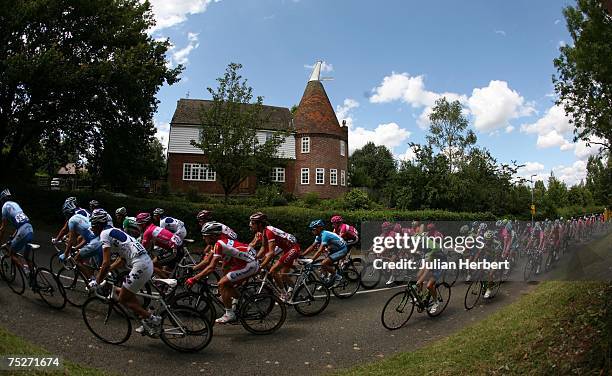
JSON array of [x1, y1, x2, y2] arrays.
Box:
[[0, 227, 608, 376]]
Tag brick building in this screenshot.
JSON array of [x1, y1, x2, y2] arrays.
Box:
[[166, 61, 349, 199]]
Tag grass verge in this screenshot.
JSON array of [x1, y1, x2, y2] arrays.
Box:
[[337, 280, 611, 375], [0, 326, 112, 375]]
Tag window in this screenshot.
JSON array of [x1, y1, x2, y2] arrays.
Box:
[[270, 167, 285, 183], [301, 168, 309, 184], [182, 163, 216, 181], [301, 137, 310, 153], [316, 168, 325, 185], [340, 140, 346, 156], [341, 170, 346, 186], [330, 169, 338, 185]]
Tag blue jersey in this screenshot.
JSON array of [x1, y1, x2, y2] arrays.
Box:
[[68, 214, 96, 243], [315, 230, 347, 253], [1, 201, 30, 228], [76, 208, 90, 218]]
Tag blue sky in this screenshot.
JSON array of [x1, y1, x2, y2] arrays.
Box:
[[149, 0, 600, 186]]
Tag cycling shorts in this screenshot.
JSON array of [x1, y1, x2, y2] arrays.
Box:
[[278, 246, 301, 266], [328, 246, 348, 262], [11, 223, 34, 258], [122, 256, 154, 294], [156, 246, 185, 270], [78, 238, 103, 267], [227, 260, 259, 283]]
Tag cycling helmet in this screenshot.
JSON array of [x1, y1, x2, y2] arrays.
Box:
[[459, 225, 469, 234], [471, 221, 478, 228], [197, 210, 212, 221], [478, 223, 488, 231], [249, 212, 268, 223], [382, 221, 393, 232], [495, 220, 503, 227], [90, 210, 109, 226], [0, 189, 11, 202], [65, 196, 77, 204], [135, 212, 152, 225], [153, 208, 164, 216], [331, 215, 344, 224], [394, 223, 402, 232], [115, 207, 127, 217], [484, 230, 495, 240], [502, 219, 509, 226], [201, 221, 223, 236], [411, 220, 419, 227], [309, 219, 325, 229], [89, 200, 100, 209], [426, 223, 436, 232], [526, 222, 532, 227], [62, 200, 77, 217]]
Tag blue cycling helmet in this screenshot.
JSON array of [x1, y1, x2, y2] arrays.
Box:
[[309, 219, 325, 229], [0, 189, 11, 202], [62, 200, 77, 217]]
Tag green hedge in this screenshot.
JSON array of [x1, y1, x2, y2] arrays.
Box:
[[12, 185, 497, 248]]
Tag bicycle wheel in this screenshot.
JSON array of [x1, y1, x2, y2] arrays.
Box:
[[293, 280, 330, 317], [523, 257, 535, 281], [160, 306, 213, 352], [1, 256, 25, 295], [381, 290, 415, 330], [33, 267, 66, 310], [360, 264, 381, 289], [57, 266, 89, 307], [239, 293, 286, 335], [49, 253, 63, 276], [170, 291, 215, 324], [332, 265, 360, 299], [426, 282, 451, 317], [82, 296, 132, 345], [464, 281, 482, 310], [485, 271, 503, 299]]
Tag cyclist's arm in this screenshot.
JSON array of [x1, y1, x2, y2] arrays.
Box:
[[54, 221, 69, 243], [192, 255, 220, 281], [193, 249, 213, 271], [95, 246, 112, 284], [259, 239, 276, 269], [312, 243, 327, 261], [64, 230, 77, 258], [75, 237, 87, 249], [108, 257, 124, 272], [300, 242, 318, 257], [0, 217, 7, 241]]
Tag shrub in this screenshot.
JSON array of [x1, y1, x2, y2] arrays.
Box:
[[303, 192, 320, 207], [271, 195, 288, 206], [254, 185, 282, 206], [185, 187, 201, 203], [344, 188, 371, 210]]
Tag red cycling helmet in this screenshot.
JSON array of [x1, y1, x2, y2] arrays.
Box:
[[381, 221, 393, 232], [331, 215, 344, 224], [196, 210, 212, 221], [135, 212, 152, 225]]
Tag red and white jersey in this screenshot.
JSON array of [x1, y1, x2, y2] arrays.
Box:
[[213, 239, 256, 270], [141, 224, 181, 251]]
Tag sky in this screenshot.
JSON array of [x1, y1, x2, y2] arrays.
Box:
[[148, 0, 603, 187]]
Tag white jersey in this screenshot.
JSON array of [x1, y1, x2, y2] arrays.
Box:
[[99, 227, 149, 266], [160, 216, 185, 233], [221, 224, 238, 240]]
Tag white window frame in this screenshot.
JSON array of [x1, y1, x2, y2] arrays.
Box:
[[301, 137, 310, 153], [330, 169, 338, 185], [270, 167, 285, 183], [316, 168, 325, 185], [340, 140, 346, 156], [341, 170, 346, 186], [182, 163, 216, 181], [300, 168, 310, 185]]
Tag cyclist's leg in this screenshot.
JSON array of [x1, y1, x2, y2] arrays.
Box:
[[11, 224, 34, 269], [119, 258, 154, 319]]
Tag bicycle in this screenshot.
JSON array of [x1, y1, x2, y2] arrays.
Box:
[[81, 276, 213, 352], [464, 269, 503, 310], [0, 242, 66, 310], [381, 280, 451, 330], [316, 251, 361, 299]]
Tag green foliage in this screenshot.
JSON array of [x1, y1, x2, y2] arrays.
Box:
[[185, 187, 203, 203], [0, 0, 181, 184], [585, 153, 612, 206], [553, 0, 612, 153], [254, 184, 284, 206], [191, 63, 286, 200], [302, 192, 320, 207], [349, 142, 396, 190], [343, 189, 371, 210]]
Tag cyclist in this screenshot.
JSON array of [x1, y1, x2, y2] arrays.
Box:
[[302, 219, 348, 286], [89, 200, 114, 227], [153, 208, 187, 242], [249, 212, 300, 301], [0, 189, 35, 274], [59, 201, 102, 277], [331, 215, 359, 247], [88, 210, 160, 335], [415, 223, 445, 312], [186, 222, 259, 324], [53, 197, 89, 243], [136, 212, 183, 278]]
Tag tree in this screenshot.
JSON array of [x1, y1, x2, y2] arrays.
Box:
[[585, 152, 612, 205], [553, 0, 612, 154], [349, 142, 396, 190], [427, 97, 477, 172], [191, 63, 285, 200], [0, 0, 181, 180]]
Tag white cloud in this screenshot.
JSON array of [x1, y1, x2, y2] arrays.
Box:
[[558, 40, 567, 48], [304, 61, 333, 73], [505, 125, 515, 133], [536, 130, 573, 149], [574, 137, 605, 160], [149, 0, 219, 32], [467, 80, 535, 132], [554, 19, 561, 25], [518, 161, 545, 175], [170, 32, 199, 65], [370, 73, 439, 107], [553, 160, 588, 186], [397, 147, 417, 162], [349, 123, 411, 154], [521, 104, 576, 151], [494, 30, 506, 36], [336, 98, 359, 128], [154, 120, 170, 149]]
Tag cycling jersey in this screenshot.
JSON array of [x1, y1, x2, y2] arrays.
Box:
[[220, 224, 238, 241], [213, 238, 257, 272], [68, 214, 96, 243], [99, 227, 149, 267], [141, 224, 182, 251], [263, 226, 298, 252], [75, 208, 90, 218], [315, 230, 347, 254], [1, 201, 30, 228], [334, 223, 359, 241], [160, 216, 186, 234]]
